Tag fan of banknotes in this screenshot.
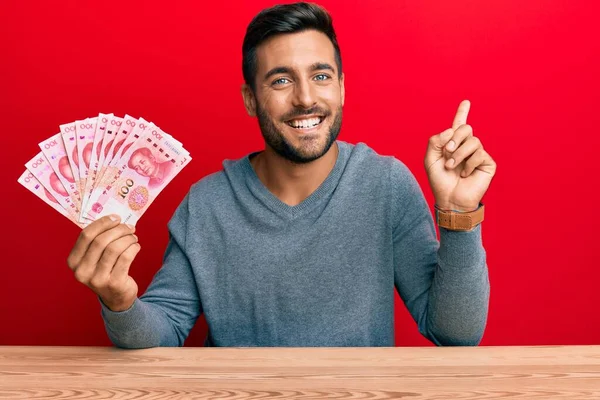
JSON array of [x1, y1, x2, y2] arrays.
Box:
[[18, 113, 192, 227]]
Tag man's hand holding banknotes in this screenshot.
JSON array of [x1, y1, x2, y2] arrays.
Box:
[[19, 113, 192, 311]]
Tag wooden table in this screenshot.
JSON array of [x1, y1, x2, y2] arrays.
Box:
[[1, 345, 599, 399]]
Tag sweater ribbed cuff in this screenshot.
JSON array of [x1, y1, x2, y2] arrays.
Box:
[[438, 224, 484, 268], [99, 297, 143, 333]]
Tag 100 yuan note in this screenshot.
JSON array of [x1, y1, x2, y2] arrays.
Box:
[[105, 114, 137, 166], [85, 124, 170, 218], [39, 133, 82, 213], [94, 150, 191, 224], [81, 113, 112, 214], [97, 116, 123, 173], [82, 116, 148, 217], [111, 117, 150, 163], [75, 117, 98, 222], [17, 170, 84, 228], [87, 127, 191, 225], [59, 121, 84, 200], [25, 152, 85, 226], [92, 115, 123, 196], [91, 115, 138, 211], [75, 118, 98, 185]]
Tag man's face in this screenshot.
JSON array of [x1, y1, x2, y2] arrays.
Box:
[[130, 151, 157, 177], [246, 30, 345, 163]]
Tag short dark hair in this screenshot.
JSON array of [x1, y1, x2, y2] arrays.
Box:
[[242, 2, 342, 91]]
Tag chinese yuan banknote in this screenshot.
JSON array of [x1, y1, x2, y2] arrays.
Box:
[[59, 122, 84, 198], [97, 116, 123, 175], [106, 115, 137, 167], [112, 117, 151, 163], [91, 116, 124, 201], [39, 133, 82, 212], [87, 126, 191, 225], [81, 113, 112, 214], [18, 170, 84, 228], [19, 114, 191, 227], [25, 152, 84, 226], [74, 117, 98, 222]]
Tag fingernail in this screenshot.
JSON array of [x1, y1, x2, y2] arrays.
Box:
[[126, 224, 135, 230], [446, 140, 455, 151], [446, 158, 455, 168], [109, 215, 120, 222]]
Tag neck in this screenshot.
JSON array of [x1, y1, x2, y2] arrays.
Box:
[[251, 141, 339, 206]]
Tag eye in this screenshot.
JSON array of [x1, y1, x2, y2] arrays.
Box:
[[273, 77, 290, 85], [314, 74, 331, 81]]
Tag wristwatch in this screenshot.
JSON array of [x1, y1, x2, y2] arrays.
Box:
[[435, 203, 484, 231]]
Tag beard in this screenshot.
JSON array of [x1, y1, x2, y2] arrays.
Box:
[[256, 103, 343, 164]]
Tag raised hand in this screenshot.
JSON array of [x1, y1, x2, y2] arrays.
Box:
[[424, 100, 497, 211]]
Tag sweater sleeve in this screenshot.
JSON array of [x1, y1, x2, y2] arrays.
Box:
[[391, 160, 490, 346], [100, 194, 203, 348]]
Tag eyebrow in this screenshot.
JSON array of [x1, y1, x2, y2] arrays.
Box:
[[264, 62, 336, 81]]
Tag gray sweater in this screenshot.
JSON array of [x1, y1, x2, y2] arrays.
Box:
[[101, 141, 489, 347]]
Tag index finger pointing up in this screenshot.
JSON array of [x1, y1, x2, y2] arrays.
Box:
[[452, 100, 471, 130]]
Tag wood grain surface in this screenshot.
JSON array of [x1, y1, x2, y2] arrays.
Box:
[[1, 345, 599, 399]]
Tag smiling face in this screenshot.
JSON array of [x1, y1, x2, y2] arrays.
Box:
[[243, 29, 345, 163]]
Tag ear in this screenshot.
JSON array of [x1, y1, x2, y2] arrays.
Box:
[[340, 72, 345, 107], [241, 84, 257, 117]]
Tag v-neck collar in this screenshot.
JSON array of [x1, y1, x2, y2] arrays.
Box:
[[241, 141, 350, 220]]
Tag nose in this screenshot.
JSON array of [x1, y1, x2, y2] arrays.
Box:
[[292, 77, 317, 109]]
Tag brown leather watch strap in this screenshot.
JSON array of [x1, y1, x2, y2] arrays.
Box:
[[435, 204, 484, 231]]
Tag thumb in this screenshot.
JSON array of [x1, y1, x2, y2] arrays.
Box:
[[425, 128, 454, 171], [427, 128, 454, 156]]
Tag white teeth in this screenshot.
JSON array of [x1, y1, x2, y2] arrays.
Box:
[[288, 117, 321, 129]]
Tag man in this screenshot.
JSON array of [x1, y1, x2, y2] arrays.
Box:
[[67, 2, 496, 348]]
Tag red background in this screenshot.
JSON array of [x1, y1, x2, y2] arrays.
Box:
[[1, 0, 598, 347]]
